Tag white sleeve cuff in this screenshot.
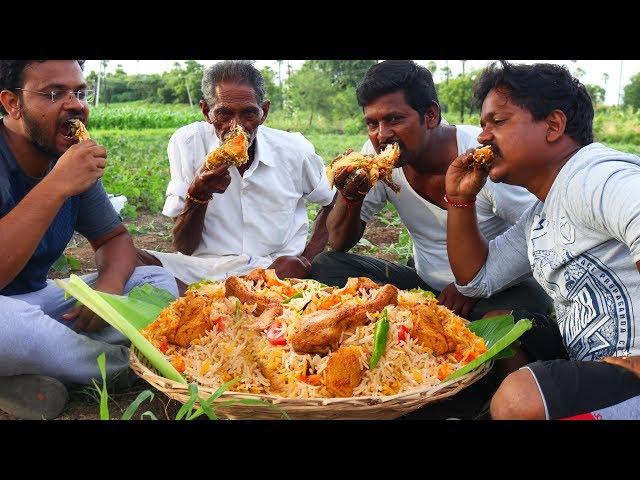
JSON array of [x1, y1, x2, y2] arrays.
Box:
[[454, 264, 490, 298], [305, 177, 335, 206], [162, 179, 191, 218]]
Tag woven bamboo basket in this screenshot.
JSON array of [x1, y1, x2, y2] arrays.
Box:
[[130, 347, 492, 420]]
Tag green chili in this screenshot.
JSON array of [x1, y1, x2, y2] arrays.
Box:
[[187, 279, 213, 290], [369, 309, 390, 369], [235, 300, 242, 319], [283, 291, 304, 303]]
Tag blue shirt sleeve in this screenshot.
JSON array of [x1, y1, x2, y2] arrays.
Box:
[[75, 179, 122, 239]]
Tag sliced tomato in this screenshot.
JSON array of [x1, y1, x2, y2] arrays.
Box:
[[211, 315, 226, 333], [158, 340, 169, 354], [267, 320, 287, 346], [397, 325, 410, 342]]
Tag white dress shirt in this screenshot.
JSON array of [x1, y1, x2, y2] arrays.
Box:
[[149, 121, 335, 284]]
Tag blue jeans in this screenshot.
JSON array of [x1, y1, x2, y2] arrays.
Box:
[[0, 266, 178, 386]]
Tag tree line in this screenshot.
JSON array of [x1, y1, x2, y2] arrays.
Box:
[[87, 60, 636, 128]]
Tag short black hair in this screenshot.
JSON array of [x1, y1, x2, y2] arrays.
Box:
[[201, 60, 265, 106], [0, 60, 85, 115], [356, 60, 441, 124], [473, 60, 593, 146]]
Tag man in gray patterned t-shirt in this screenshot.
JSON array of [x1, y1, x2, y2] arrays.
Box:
[[446, 61, 640, 420]]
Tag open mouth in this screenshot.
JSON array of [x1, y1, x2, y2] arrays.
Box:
[[58, 118, 87, 142], [58, 120, 76, 141]]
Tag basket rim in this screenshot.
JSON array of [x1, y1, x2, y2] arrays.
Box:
[[129, 346, 492, 406]]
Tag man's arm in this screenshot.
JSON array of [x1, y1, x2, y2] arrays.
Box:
[[446, 203, 489, 285], [446, 150, 534, 295], [0, 141, 107, 290], [326, 194, 367, 251], [62, 224, 138, 332], [171, 164, 231, 255], [90, 224, 136, 294], [301, 195, 336, 261], [172, 198, 209, 255], [0, 179, 67, 290], [444, 150, 493, 284]]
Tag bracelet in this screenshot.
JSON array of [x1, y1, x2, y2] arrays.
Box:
[[443, 193, 476, 208], [186, 191, 210, 205], [339, 190, 363, 206]]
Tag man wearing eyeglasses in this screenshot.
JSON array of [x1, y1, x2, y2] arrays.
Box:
[[0, 60, 178, 420], [136, 61, 336, 291]]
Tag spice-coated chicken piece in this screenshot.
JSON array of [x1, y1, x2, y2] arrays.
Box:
[[291, 284, 398, 355], [325, 346, 365, 397], [69, 119, 90, 141], [204, 124, 249, 170], [409, 304, 457, 355], [326, 143, 401, 193]]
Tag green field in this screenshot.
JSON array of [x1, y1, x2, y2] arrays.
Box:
[[93, 127, 367, 218], [93, 103, 640, 217]]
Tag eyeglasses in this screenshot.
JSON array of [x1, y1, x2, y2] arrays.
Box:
[[13, 88, 95, 104]]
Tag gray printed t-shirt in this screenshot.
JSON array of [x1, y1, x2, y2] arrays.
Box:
[[457, 143, 640, 360]]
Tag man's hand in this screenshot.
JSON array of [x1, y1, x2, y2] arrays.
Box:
[[188, 164, 231, 201], [46, 140, 107, 197], [268, 255, 312, 280], [437, 282, 479, 319], [445, 148, 489, 204], [62, 305, 109, 333], [334, 159, 372, 203], [602, 355, 640, 378], [62, 278, 124, 333]]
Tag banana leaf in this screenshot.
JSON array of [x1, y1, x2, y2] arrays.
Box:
[[55, 275, 186, 384], [128, 284, 176, 309], [445, 314, 532, 382]]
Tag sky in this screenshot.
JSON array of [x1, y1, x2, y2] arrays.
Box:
[[84, 59, 639, 106]]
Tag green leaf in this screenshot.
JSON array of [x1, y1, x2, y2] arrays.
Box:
[[140, 411, 158, 420], [128, 283, 176, 309], [176, 383, 200, 420], [407, 287, 435, 298], [96, 352, 109, 420], [491, 347, 516, 360], [99, 293, 165, 330], [54, 275, 186, 384], [187, 279, 213, 290], [67, 256, 82, 271], [466, 314, 517, 348], [445, 318, 532, 382], [51, 255, 70, 274], [187, 378, 240, 420], [283, 291, 303, 303], [122, 390, 155, 420]]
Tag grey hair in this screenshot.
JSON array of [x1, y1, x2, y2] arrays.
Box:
[[201, 60, 265, 106]]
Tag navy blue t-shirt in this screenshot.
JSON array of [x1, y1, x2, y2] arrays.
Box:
[[0, 126, 122, 295]]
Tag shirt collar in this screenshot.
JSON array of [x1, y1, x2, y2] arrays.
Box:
[[253, 126, 276, 168]]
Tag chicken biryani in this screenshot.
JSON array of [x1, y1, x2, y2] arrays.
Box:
[[141, 269, 487, 398]]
